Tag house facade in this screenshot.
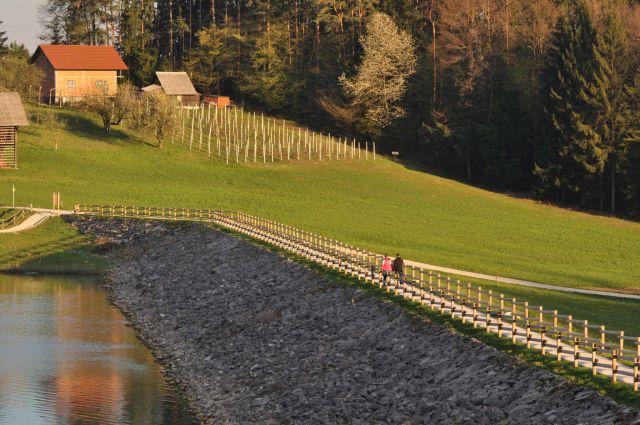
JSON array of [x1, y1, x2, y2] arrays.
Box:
[[31, 45, 128, 103]]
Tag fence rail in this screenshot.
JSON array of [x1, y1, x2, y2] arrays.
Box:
[[74, 204, 640, 391], [0, 208, 27, 229]]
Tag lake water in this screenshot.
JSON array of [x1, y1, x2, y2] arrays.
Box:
[[0, 274, 196, 425]]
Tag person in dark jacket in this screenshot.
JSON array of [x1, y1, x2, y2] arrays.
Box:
[[393, 253, 404, 285]]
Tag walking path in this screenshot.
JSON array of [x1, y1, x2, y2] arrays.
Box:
[[0, 207, 74, 234], [402, 259, 640, 300], [71, 204, 640, 300], [0, 212, 52, 234]]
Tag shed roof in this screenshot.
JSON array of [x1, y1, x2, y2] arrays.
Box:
[[32, 45, 128, 71], [141, 84, 163, 93], [156, 72, 198, 96], [0, 93, 29, 127]]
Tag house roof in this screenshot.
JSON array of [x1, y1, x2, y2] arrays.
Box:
[[32, 45, 128, 71], [156, 72, 198, 96], [0, 93, 29, 127], [141, 84, 163, 93]]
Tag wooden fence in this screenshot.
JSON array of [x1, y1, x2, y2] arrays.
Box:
[[0, 208, 27, 229], [75, 204, 640, 391]]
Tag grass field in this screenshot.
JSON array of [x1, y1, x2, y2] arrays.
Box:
[[1, 105, 640, 295]]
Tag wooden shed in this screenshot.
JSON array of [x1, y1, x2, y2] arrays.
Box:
[[0, 93, 29, 169], [154, 72, 200, 106]]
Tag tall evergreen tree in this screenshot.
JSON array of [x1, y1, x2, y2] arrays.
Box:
[[537, 0, 605, 204], [0, 21, 8, 57], [592, 6, 635, 212], [119, 0, 158, 86]]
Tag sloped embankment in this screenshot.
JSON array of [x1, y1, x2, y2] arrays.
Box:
[[69, 218, 640, 425]]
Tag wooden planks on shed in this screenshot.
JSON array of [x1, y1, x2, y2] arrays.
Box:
[[0, 126, 17, 168]]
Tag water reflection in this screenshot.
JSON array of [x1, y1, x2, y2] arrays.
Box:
[[0, 274, 196, 425]]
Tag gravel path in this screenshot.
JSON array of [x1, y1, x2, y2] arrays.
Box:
[[69, 218, 640, 425]]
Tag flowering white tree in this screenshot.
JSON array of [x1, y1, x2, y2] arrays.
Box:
[[340, 13, 417, 131]]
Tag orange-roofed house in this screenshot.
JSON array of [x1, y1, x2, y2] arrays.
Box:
[[31, 45, 128, 103]]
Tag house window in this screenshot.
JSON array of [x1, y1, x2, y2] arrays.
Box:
[[67, 80, 76, 89], [95, 80, 108, 90]]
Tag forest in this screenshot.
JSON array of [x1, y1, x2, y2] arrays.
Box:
[[4, 0, 640, 215]]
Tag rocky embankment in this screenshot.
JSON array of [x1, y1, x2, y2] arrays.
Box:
[[68, 217, 640, 425]]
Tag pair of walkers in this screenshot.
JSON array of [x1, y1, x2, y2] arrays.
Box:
[[381, 253, 404, 286]]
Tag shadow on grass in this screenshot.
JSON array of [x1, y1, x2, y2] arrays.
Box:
[[401, 156, 640, 223], [25, 105, 149, 147], [211, 223, 640, 409], [0, 235, 107, 275]]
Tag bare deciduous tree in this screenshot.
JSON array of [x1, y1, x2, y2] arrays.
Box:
[[130, 92, 179, 148]]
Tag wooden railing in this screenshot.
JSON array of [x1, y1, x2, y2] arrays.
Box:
[[75, 204, 640, 391], [0, 208, 27, 229]]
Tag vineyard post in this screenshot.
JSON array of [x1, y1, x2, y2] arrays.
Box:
[[189, 109, 195, 150], [207, 122, 212, 157]]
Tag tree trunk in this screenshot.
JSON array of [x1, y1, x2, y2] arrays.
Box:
[[600, 173, 604, 212], [611, 163, 616, 213], [169, 0, 174, 68], [429, 0, 437, 106]]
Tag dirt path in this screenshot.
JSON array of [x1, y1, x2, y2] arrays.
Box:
[[69, 218, 640, 425]]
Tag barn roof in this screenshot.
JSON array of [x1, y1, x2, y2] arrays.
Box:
[[156, 72, 198, 96], [32, 45, 128, 71], [0, 93, 29, 127]]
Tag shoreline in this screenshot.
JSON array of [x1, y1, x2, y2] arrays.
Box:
[[67, 216, 640, 424]]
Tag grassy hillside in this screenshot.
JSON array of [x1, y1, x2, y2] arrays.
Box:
[[2, 105, 640, 294]]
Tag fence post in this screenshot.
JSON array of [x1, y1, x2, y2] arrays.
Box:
[[611, 350, 618, 383], [511, 298, 517, 344], [634, 357, 639, 392], [485, 289, 493, 333], [497, 294, 504, 337]]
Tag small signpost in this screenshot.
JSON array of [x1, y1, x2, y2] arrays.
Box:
[[391, 151, 400, 161], [52, 192, 61, 210]]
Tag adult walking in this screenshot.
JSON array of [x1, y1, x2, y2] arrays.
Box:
[[393, 253, 404, 285], [381, 254, 393, 286]]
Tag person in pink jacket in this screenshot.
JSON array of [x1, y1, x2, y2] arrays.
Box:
[[381, 254, 393, 286]]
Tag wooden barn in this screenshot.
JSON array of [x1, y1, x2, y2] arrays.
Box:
[[142, 72, 200, 106], [0, 93, 29, 169], [31, 45, 128, 103]]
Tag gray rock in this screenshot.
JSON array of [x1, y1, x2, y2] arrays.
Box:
[[66, 217, 640, 425]]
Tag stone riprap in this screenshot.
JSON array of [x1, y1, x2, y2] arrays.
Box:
[[67, 217, 640, 425]]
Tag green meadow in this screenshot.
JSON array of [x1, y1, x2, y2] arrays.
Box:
[[1, 105, 640, 297]]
